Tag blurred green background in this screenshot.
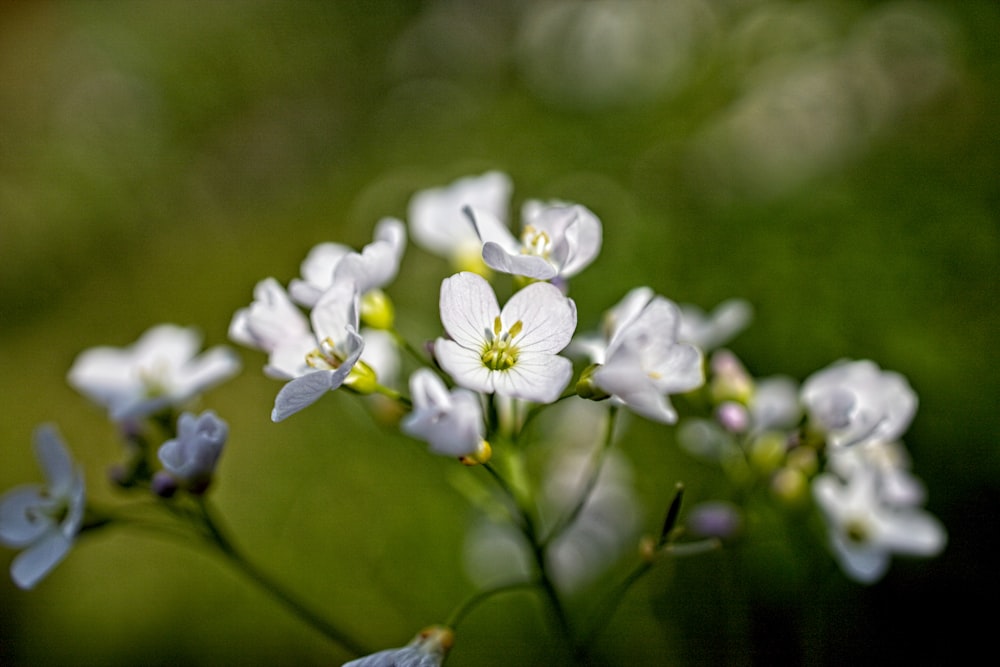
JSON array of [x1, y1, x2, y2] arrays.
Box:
[[1, 0, 997, 665]]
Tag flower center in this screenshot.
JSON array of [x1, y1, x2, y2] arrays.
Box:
[[843, 517, 871, 544], [520, 225, 552, 258], [481, 316, 522, 371], [306, 337, 345, 370]]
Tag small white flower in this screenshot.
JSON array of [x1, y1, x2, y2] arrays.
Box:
[[401, 369, 484, 457], [229, 278, 316, 380], [677, 299, 753, 350], [408, 171, 513, 271], [826, 441, 927, 507], [580, 287, 704, 423], [0, 426, 85, 590], [270, 280, 366, 422], [289, 218, 407, 307], [469, 200, 602, 281], [343, 626, 454, 667], [435, 272, 576, 404], [68, 324, 241, 422], [813, 467, 945, 583], [801, 359, 917, 448], [157, 410, 228, 489]]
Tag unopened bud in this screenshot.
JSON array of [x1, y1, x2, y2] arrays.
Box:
[[360, 289, 395, 330], [576, 364, 610, 401], [344, 360, 379, 395], [460, 440, 492, 466]]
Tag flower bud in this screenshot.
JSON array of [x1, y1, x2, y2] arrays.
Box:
[[576, 364, 611, 401], [360, 289, 395, 330], [344, 360, 379, 395]]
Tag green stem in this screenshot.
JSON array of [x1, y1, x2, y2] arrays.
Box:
[[444, 580, 540, 629], [580, 538, 721, 651], [480, 463, 574, 651], [193, 498, 368, 656]]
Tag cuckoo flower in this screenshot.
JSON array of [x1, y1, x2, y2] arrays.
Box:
[[288, 217, 407, 307], [468, 200, 602, 281], [801, 359, 917, 449], [408, 171, 513, 272], [435, 272, 576, 404], [578, 287, 704, 423], [402, 369, 485, 457], [154, 410, 228, 495], [812, 466, 945, 583], [0, 426, 85, 590], [270, 279, 366, 422], [229, 277, 315, 380], [68, 324, 241, 422]]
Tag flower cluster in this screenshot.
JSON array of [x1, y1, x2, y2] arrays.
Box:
[[0, 170, 947, 665]]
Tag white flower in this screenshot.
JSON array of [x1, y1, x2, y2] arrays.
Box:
[[343, 626, 454, 667], [270, 280, 366, 422], [401, 369, 484, 457], [229, 278, 316, 380], [408, 171, 512, 271], [157, 410, 228, 488], [826, 441, 927, 507], [289, 218, 407, 307], [0, 426, 85, 590], [813, 467, 945, 583], [435, 272, 576, 404], [801, 359, 917, 448], [469, 200, 602, 281], [68, 324, 241, 422], [581, 287, 704, 423], [677, 299, 753, 350]]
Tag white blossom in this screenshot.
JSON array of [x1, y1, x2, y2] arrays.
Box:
[[408, 171, 512, 271], [580, 287, 704, 423], [813, 466, 945, 583], [0, 426, 85, 590], [435, 272, 576, 404], [401, 369, 484, 457], [801, 359, 917, 448], [68, 324, 241, 422], [289, 218, 407, 307], [270, 279, 365, 422], [229, 277, 316, 380], [157, 410, 228, 488], [469, 200, 602, 281]]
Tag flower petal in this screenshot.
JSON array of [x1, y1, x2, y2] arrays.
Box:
[[491, 353, 572, 404], [481, 243, 558, 280], [435, 339, 494, 394], [10, 529, 72, 590], [439, 272, 500, 349], [271, 371, 337, 422], [502, 282, 577, 354]]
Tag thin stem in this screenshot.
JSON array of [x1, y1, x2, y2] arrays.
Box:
[[193, 498, 368, 656], [445, 580, 540, 629], [479, 463, 574, 651], [579, 538, 721, 651], [541, 405, 618, 548]]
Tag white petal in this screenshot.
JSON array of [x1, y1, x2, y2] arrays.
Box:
[[435, 339, 494, 394], [271, 372, 337, 422], [502, 282, 577, 354], [491, 353, 572, 404], [289, 243, 350, 307], [34, 426, 74, 497], [11, 529, 72, 590], [439, 272, 499, 349], [408, 171, 512, 257], [311, 279, 360, 343], [481, 243, 558, 280]]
